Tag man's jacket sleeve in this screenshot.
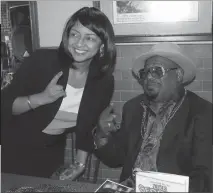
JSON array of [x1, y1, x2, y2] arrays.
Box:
[[189, 104, 213, 192]]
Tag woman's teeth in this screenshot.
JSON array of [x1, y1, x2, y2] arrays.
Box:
[[75, 49, 86, 54]]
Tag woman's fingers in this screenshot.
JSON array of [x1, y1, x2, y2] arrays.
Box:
[[48, 71, 63, 86], [54, 90, 66, 99], [54, 85, 64, 91], [59, 164, 85, 180], [59, 168, 74, 180]]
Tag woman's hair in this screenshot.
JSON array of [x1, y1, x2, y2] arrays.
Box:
[[59, 7, 116, 75]]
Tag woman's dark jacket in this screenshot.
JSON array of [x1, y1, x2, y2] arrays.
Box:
[[1, 48, 114, 153], [95, 91, 213, 192]]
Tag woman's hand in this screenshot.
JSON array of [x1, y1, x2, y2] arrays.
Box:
[[12, 72, 66, 114], [59, 162, 85, 180], [37, 71, 66, 105]]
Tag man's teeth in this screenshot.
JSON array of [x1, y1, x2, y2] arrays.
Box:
[[75, 49, 86, 54]]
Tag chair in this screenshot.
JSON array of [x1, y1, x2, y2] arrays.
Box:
[[51, 132, 101, 183], [71, 132, 101, 183]]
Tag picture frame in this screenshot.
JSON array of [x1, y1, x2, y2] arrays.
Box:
[[95, 179, 134, 193], [93, 1, 213, 43]]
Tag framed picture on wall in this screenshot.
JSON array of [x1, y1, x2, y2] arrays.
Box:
[[93, 1, 213, 43], [112, 1, 199, 24]]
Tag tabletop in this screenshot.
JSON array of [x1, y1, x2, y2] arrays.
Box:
[[1, 173, 100, 192]]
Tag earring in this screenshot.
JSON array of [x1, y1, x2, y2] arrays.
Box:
[[99, 45, 104, 58], [99, 49, 104, 58]]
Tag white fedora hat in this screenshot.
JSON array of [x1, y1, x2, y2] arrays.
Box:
[[132, 42, 196, 84]]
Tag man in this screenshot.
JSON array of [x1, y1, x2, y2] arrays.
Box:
[[93, 42, 212, 192]]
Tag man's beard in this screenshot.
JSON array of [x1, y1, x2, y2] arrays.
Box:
[[145, 92, 158, 101], [143, 81, 160, 101]]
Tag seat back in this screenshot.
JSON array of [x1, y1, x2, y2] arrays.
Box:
[[70, 132, 100, 183]]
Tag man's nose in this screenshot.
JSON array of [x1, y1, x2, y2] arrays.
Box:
[[147, 71, 153, 79]]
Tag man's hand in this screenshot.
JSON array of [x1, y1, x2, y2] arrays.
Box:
[[98, 103, 119, 137]]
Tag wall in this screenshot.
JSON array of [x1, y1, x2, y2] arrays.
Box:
[[64, 43, 213, 183], [113, 43, 213, 104], [37, 1, 93, 47]]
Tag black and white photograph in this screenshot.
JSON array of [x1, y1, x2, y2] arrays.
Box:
[[95, 179, 133, 193], [1, 0, 213, 193], [100, 1, 212, 38], [113, 1, 199, 24]]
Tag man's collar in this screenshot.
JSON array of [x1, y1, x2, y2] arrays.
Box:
[[140, 95, 158, 116]]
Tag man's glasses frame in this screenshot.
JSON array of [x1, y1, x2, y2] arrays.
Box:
[[138, 66, 178, 80]]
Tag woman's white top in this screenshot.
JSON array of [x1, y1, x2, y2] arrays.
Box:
[[59, 84, 84, 113], [42, 84, 84, 135]]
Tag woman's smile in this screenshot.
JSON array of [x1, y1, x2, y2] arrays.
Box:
[[74, 48, 87, 55]]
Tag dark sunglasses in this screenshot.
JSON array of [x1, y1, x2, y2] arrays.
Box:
[[138, 66, 177, 79]]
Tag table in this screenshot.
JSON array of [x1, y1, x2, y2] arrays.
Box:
[[1, 173, 100, 192]]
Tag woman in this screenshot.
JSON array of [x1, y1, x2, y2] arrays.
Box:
[[1, 7, 116, 179]]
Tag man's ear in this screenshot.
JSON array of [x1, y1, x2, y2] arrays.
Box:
[[176, 68, 184, 83]]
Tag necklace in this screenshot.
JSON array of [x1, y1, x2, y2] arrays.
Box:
[[140, 89, 187, 151]]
